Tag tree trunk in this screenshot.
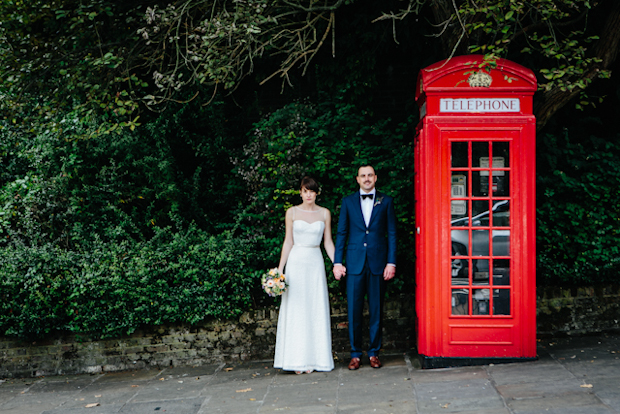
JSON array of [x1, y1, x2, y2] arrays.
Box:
[[534, 0, 620, 131]]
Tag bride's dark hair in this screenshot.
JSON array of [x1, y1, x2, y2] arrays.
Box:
[[300, 176, 320, 193]]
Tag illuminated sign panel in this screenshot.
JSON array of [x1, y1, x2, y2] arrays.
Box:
[[440, 98, 520, 113]]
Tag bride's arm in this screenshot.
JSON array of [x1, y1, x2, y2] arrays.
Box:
[[277, 208, 294, 274], [323, 208, 335, 263]]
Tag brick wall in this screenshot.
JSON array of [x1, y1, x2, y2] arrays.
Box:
[[1, 288, 619, 378]]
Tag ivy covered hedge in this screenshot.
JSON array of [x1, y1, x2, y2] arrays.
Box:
[[0, 227, 259, 340], [2, 90, 620, 341], [537, 132, 620, 285]]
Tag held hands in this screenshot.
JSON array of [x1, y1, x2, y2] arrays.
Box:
[[333, 264, 346, 280], [383, 265, 396, 281]]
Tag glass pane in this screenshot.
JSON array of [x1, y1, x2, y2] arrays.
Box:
[[452, 289, 469, 315], [451, 142, 469, 167], [493, 289, 511, 315], [472, 142, 489, 167], [451, 230, 469, 256], [492, 200, 510, 227], [473, 259, 489, 285], [492, 141, 510, 167], [492, 230, 510, 256], [472, 230, 489, 256], [451, 172, 468, 221], [492, 170, 509, 197], [451, 257, 469, 285], [493, 259, 510, 285], [472, 171, 489, 197], [472, 200, 490, 226], [473, 289, 490, 315]]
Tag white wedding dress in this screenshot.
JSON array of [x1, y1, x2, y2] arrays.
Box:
[[273, 208, 334, 372]]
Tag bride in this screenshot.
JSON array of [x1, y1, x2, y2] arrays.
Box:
[[273, 176, 335, 374]]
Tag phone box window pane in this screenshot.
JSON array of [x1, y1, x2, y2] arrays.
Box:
[[472, 230, 489, 256], [451, 142, 469, 168], [493, 289, 511, 315], [492, 141, 510, 167], [473, 289, 490, 315], [452, 289, 469, 315], [452, 257, 470, 284], [472, 142, 489, 167]]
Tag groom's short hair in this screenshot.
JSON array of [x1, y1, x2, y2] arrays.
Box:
[[300, 176, 320, 193], [357, 164, 376, 175]]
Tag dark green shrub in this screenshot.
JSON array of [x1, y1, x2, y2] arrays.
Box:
[[234, 101, 416, 298], [0, 226, 259, 339], [537, 132, 620, 285]]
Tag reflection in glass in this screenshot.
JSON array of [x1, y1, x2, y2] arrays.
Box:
[[492, 230, 510, 256], [492, 170, 510, 197], [493, 259, 510, 286], [492, 141, 510, 167], [492, 200, 510, 227], [472, 171, 489, 197], [493, 289, 511, 315], [473, 259, 489, 285], [451, 142, 469, 167], [472, 142, 489, 167], [451, 257, 469, 285], [473, 289, 490, 315], [472, 200, 490, 226], [452, 230, 469, 256], [472, 230, 489, 256], [451, 172, 468, 219], [452, 289, 469, 315], [477, 156, 506, 196]]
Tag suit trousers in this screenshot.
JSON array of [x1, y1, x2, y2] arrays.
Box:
[[346, 260, 386, 358]]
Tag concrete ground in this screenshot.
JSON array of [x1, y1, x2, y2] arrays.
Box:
[[1, 333, 619, 414]]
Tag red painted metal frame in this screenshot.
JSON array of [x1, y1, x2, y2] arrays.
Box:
[[414, 56, 537, 363]]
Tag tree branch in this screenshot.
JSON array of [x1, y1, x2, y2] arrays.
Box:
[[534, 1, 620, 131]]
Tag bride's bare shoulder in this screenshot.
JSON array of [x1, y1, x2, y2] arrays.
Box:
[[285, 206, 297, 217]]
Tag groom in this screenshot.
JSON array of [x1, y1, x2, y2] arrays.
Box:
[[333, 165, 397, 370]]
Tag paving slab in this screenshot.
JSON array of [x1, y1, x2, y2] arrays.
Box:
[[411, 366, 488, 384], [337, 400, 418, 414], [95, 370, 163, 384], [2, 334, 620, 413], [60, 380, 141, 408], [0, 391, 78, 414], [415, 379, 505, 413], [42, 403, 125, 414], [495, 377, 595, 400], [129, 375, 212, 403], [120, 397, 205, 413], [506, 390, 606, 413], [487, 360, 574, 385], [339, 366, 410, 386], [337, 379, 415, 405], [262, 380, 338, 409]]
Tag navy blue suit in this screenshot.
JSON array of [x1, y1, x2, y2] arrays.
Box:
[[334, 190, 397, 358]]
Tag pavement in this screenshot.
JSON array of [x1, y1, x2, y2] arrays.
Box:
[[1, 333, 619, 414]]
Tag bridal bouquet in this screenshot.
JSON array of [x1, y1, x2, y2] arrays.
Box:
[[261, 268, 287, 297]]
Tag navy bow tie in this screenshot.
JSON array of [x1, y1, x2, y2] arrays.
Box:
[[361, 193, 374, 200]]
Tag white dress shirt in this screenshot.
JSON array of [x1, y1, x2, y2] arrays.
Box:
[[360, 189, 376, 227]]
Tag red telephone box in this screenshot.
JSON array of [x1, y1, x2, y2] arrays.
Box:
[[414, 55, 537, 368]]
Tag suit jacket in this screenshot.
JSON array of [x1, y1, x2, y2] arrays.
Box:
[[334, 190, 397, 275]]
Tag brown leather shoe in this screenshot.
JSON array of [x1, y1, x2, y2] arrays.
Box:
[[369, 356, 382, 368], [348, 357, 361, 370]]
